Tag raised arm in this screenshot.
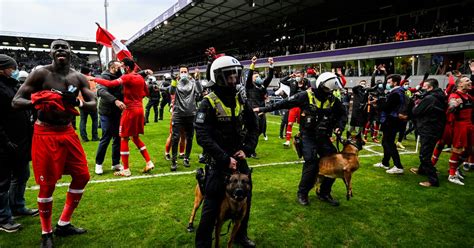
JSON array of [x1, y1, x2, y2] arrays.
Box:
[[93, 76, 122, 88], [263, 57, 274, 88]]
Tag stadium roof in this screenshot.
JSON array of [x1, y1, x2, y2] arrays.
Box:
[[126, 0, 456, 65], [126, 0, 326, 53], [0, 31, 99, 52]]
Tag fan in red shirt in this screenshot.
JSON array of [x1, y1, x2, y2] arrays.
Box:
[[90, 58, 154, 177], [446, 76, 473, 185]]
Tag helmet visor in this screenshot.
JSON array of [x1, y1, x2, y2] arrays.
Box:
[[214, 66, 243, 88]]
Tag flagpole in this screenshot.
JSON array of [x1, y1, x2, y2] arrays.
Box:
[[104, 0, 109, 65]]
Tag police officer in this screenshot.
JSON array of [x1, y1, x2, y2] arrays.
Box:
[[254, 72, 347, 206], [145, 76, 160, 123], [158, 73, 172, 120], [195, 56, 258, 247]]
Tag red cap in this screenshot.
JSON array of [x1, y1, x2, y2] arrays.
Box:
[[306, 68, 316, 75]]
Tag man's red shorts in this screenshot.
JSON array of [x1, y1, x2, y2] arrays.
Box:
[[32, 123, 89, 185], [120, 107, 145, 137], [452, 121, 474, 150], [288, 107, 301, 124]]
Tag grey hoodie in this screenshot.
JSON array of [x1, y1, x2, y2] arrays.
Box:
[[170, 77, 203, 121]]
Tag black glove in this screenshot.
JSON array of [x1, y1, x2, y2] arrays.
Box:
[[62, 91, 80, 106]]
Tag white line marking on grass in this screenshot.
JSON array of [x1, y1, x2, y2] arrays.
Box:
[[364, 146, 383, 155], [26, 150, 417, 190]]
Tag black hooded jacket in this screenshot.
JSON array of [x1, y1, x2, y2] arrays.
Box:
[[0, 75, 32, 159], [412, 88, 447, 137], [96, 70, 123, 116]]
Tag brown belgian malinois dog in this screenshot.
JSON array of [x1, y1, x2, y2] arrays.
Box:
[[187, 170, 251, 248], [316, 132, 365, 200]]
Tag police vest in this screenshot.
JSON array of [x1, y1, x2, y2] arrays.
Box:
[[303, 89, 335, 133], [204, 92, 244, 123]]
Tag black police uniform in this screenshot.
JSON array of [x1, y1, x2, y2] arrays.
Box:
[[260, 88, 347, 203], [194, 87, 258, 248], [145, 83, 161, 123], [159, 81, 171, 120]]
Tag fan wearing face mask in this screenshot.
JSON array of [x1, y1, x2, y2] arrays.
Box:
[[245, 56, 274, 146], [169, 66, 203, 170]]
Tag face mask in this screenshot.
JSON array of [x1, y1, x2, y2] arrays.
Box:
[[419, 89, 428, 94], [180, 73, 188, 79], [255, 77, 263, 85], [403, 85, 409, 90], [385, 84, 392, 90], [295, 77, 302, 82], [120, 68, 126, 74], [378, 84, 384, 89], [11, 69, 19, 80]]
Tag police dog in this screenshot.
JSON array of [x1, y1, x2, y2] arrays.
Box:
[[316, 132, 365, 200], [215, 172, 251, 248], [187, 168, 205, 232]]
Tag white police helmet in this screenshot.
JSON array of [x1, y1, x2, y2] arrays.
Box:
[[314, 72, 343, 92], [163, 73, 172, 80], [147, 76, 157, 84], [209, 55, 243, 88]]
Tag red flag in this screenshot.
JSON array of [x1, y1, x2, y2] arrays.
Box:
[[95, 23, 132, 61]]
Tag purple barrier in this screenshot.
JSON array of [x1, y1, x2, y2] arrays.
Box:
[[173, 33, 474, 73]]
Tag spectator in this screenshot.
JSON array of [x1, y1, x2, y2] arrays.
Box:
[[410, 78, 446, 187], [349, 80, 368, 134], [94, 60, 124, 175], [0, 54, 38, 233], [79, 66, 99, 142], [169, 66, 203, 170], [373, 74, 406, 174]]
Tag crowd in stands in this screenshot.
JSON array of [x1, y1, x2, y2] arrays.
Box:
[[159, 16, 473, 71], [0, 48, 101, 73]]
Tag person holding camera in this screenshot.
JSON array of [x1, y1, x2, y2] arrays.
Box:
[[254, 72, 347, 206], [410, 78, 446, 187], [145, 76, 160, 124]]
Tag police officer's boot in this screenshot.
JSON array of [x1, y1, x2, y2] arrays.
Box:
[[170, 159, 177, 171]]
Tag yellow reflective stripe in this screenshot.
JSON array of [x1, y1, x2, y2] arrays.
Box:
[[171, 79, 177, 87], [307, 89, 314, 105], [204, 94, 216, 109], [205, 92, 242, 117], [307, 89, 334, 109]]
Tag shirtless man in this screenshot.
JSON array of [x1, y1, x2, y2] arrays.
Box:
[[12, 39, 96, 248]]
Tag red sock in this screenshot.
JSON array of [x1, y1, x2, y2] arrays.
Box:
[[38, 185, 55, 234], [431, 140, 444, 166], [449, 152, 460, 176], [59, 176, 89, 225], [121, 138, 130, 170], [58, 190, 83, 225], [286, 123, 293, 142], [373, 123, 379, 138], [363, 122, 370, 137], [132, 136, 151, 162]]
